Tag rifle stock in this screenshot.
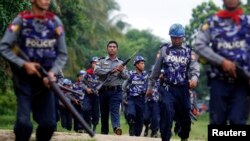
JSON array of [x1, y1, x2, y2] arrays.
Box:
[[15, 47, 95, 137]]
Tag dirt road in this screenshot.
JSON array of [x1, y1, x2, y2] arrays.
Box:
[[0, 129, 204, 141]]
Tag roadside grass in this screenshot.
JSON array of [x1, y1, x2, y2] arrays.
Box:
[[0, 112, 208, 140]]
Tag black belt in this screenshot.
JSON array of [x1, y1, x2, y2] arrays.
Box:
[[101, 85, 121, 91]]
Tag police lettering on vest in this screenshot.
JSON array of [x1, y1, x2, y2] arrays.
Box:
[[166, 55, 188, 64], [217, 40, 246, 50], [26, 38, 56, 48], [131, 80, 145, 85]]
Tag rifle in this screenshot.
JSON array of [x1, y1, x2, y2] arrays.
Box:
[[82, 79, 99, 96], [96, 51, 137, 91], [58, 84, 85, 96], [14, 47, 95, 137]]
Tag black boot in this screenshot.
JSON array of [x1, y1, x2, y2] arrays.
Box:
[[144, 124, 149, 137], [92, 124, 97, 132]]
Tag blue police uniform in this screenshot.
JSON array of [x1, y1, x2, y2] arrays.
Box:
[[82, 68, 100, 131], [59, 79, 74, 131], [195, 10, 250, 124], [0, 11, 67, 141], [148, 43, 200, 141], [123, 70, 148, 136], [144, 79, 160, 137], [72, 78, 85, 132]]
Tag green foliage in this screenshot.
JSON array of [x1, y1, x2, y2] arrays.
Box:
[[0, 0, 31, 114], [121, 29, 162, 71], [0, 89, 16, 115], [50, 0, 124, 77], [0, 0, 31, 36], [185, 1, 220, 46]]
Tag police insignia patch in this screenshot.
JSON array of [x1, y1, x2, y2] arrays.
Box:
[[201, 23, 209, 31], [8, 24, 20, 32], [55, 26, 64, 36]]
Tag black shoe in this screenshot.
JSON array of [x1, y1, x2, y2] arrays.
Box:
[[151, 132, 158, 138], [144, 126, 148, 137], [129, 126, 135, 136]]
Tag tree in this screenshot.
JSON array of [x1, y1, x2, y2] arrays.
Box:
[[0, 0, 31, 114], [120, 29, 162, 71]]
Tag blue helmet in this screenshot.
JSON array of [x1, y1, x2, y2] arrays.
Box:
[[90, 56, 99, 63], [169, 23, 185, 37], [63, 78, 72, 86], [133, 55, 145, 66], [77, 70, 86, 77]]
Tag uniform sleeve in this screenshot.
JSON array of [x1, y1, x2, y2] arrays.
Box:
[[148, 49, 163, 90], [50, 16, 68, 74], [0, 16, 26, 68], [194, 23, 224, 66], [94, 59, 110, 78], [122, 79, 129, 92], [189, 54, 200, 82], [119, 65, 129, 79]]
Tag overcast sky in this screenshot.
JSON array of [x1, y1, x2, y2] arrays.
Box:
[[114, 0, 246, 41]]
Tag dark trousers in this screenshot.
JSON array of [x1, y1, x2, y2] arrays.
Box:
[[13, 73, 56, 141], [159, 85, 191, 141], [82, 94, 100, 127], [144, 100, 160, 134], [59, 106, 72, 130], [209, 78, 249, 124], [73, 104, 84, 131], [126, 95, 145, 136], [99, 88, 122, 134]]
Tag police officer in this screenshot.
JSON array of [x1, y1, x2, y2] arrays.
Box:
[[82, 56, 100, 132], [94, 40, 128, 135], [146, 24, 200, 141], [0, 0, 68, 140], [194, 0, 250, 125], [72, 70, 86, 133], [59, 78, 74, 131], [122, 55, 148, 136], [144, 69, 162, 138]]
